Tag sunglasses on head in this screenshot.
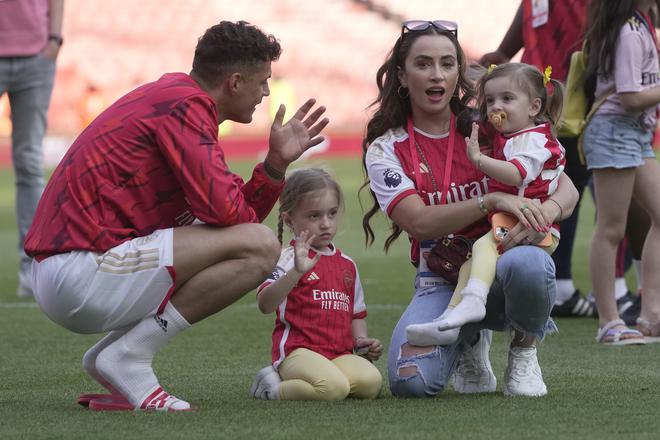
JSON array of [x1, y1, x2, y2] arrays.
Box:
[[401, 20, 458, 38]]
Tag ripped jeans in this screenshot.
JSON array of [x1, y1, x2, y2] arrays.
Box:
[[388, 246, 557, 398]]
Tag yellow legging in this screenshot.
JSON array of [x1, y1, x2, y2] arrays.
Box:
[[277, 348, 382, 401], [449, 232, 559, 308]]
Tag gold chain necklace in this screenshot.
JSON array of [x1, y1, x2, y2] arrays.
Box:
[[414, 141, 439, 196]]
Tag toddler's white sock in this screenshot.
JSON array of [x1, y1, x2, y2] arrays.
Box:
[[437, 279, 489, 329]]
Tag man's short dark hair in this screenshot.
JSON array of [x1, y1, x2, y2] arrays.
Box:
[[192, 21, 282, 87]]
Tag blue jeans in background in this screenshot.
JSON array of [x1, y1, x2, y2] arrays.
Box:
[[0, 55, 55, 275]]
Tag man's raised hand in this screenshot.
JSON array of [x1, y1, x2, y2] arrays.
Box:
[[266, 99, 329, 175]]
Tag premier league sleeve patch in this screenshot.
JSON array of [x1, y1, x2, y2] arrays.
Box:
[[383, 168, 402, 188], [268, 266, 286, 281]]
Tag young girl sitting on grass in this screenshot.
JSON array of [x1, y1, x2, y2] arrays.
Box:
[[250, 168, 383, 400], [407, 63, 565, 349]]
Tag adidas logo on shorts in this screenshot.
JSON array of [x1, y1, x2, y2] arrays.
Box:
[[154, 315, 168, 332]]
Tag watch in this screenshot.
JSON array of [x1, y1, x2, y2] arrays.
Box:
[[48, 34, 63, 46]]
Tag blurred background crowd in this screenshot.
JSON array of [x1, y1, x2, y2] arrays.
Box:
[[0, 0, 521, 164]]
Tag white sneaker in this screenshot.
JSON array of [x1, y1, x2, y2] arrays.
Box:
[[453, 329, 496, 393], [16, 271, 33, 298], [503, 346, 547, 397], [250, 365, 281, 400]]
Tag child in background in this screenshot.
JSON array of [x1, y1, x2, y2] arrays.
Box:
[[407, 63, 565, 347], [582, 0, 660, 345], [249, 168, 383, 401]]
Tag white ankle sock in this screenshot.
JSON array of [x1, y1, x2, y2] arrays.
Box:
[[633, 259, 642, 291], [614, 278, 628, 300], [555, 279, 576, 304], [438, 295, 486, 329], [405, 321, 460, 346], [438, 279, 489, 329], [96, 302, 191, 408], [464, 279, 490, 302]]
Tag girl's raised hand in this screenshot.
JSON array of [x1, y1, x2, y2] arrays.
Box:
[[465, 122, 481, 164], [293, 230, 321, 274]]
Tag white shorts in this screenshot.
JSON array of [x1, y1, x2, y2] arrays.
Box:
[[32, 228, 175, 334]]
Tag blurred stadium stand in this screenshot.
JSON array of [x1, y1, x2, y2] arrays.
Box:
[[1, 0, 519, 162]]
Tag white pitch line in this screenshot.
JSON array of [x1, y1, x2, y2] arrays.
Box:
[[0, 302, 405, 310], [234, 303, 405, 311], [0, 302, 39, 308]]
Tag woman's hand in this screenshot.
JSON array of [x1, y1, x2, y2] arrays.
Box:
[[293, 230, 321, 274], [485, 193, 550, 233], [354, 337, 384, 362], [497, 221, 548, 252]]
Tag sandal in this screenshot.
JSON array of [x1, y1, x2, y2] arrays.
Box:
[[77, 393, 129, 408], [636, 318, 660, 344], [595, 319, 646, 346], [88, 387, 196, 412]]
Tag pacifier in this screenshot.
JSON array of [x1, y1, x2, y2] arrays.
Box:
[[488, 111, 507, 129]]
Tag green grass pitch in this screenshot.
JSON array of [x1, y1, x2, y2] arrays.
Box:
[[1, 157, 660, 440]]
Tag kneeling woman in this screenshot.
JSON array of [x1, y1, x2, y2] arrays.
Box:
[[362, 20, 578, 397]]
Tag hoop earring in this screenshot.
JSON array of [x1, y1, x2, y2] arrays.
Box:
[[397, 86, 409, 99]]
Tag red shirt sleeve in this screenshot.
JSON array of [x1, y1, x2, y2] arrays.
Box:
[[155, 96, 283, 225], [242, 163, 285, 222]]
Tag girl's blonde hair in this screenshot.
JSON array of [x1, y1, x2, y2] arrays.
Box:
[[277, 168, 343, 244], [477, 63, 564, 132]]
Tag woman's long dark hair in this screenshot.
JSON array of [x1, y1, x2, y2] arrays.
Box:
[[583, 0, 660, 102], [360, 27, 475, 251]]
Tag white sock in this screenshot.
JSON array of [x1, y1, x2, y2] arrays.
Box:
[[633, 259, 643, 292], [555, 279, 576, 304], [614, 278, 628, 300], [464, 279, 490, 301], [82, 328, 130, 394], [405, 321, 460, 346], [96, 302, 191, 408], [437, 279, 489, 329]]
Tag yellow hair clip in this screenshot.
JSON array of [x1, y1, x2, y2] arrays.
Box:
[[487, 64, 497, 74], [543, 65, 552, 86]]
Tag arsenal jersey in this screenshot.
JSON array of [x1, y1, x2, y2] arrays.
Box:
[[489, 123, 565, 202], [25, 73, 282, 259], [257, 243, 367, 367], [365, 125, 491, 266]]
